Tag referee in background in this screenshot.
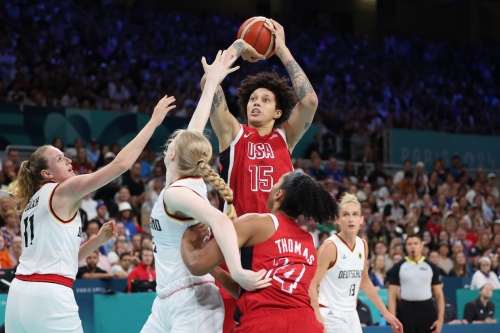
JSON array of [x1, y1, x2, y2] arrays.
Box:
[[387, 234, 444, 333]]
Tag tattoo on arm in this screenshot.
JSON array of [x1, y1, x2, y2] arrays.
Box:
[[210, 87, 228, 116], [284, 59, 314, 101], [233, 41, 244, 58]]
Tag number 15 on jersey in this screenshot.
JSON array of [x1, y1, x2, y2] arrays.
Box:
[[249, 165, 273, 192]]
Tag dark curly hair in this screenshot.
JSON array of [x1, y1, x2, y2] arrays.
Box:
[[279, 171, 339, 224], [237, 71, 298, 128]]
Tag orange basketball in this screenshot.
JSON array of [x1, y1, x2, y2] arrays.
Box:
[[237, 17, 275, 59]]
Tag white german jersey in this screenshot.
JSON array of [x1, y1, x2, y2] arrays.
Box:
[[318, 234, 366, 311], [150, 177, 214, 296], [16, 183, 82, 279]]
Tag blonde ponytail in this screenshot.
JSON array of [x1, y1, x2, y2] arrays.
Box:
[[197, 161, 237, 221], [9, 145, 51, 211]]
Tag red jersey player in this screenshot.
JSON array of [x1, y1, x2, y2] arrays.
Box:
[[201, 20, 318, 331], [181, 171, 338, 333]]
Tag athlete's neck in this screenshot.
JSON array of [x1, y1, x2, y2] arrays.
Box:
[[272, 209, 296, 222], [338, 232, 357, 248], [165, 169, 181, 186], [248, 123, 275, 137]]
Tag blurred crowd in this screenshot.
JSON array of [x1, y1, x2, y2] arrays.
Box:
[[2, 1, 500, 162]]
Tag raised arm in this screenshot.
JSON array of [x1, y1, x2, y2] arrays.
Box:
[[166, 187, 268, 291], [188, 51, 239, 133], [265, 19, 318, 151], [359, 241, 403, 333], [308, 241, 337, 326], [56, 96, 176, 213], [200, 40, 264, 152]]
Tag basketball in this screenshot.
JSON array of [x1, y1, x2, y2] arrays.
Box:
[[237, 17, 275, 59]]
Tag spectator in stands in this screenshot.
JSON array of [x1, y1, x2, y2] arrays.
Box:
[[127, 247, 156, 293], [477, 233, 491, 253], [427, 172, 439, 198], [466, 181, 482, 205], [6, 150, 19, 174], [383, 191, 406, 222], [482, 195, 496, 224], [111, 252, 133, 278], [386, 215, 404, 241], [415, 175, 429, 199], [391, 252, 404, 265], [72, 147, 94, 175], [428, 250, 448, 278], [142, 177, 164, 212], [372, 241, 393, 271], [367, 223, 390, 252], [140, 234, 153, 252], [442, 173, 458, 199], [117, 202, 139, 240], [308, 157, 327, 182], [86, 138, 101, 165], [463, 283, 496, 324], [467, 247, 481, 275], [448, 252, 469, 278], [77, 250, 114, 279], [491, 255, 499, 276], [368, 161, 388, 190], [0, 236, 13, 269], [8, 236, 22, 267], [52, 137, 64, 152], [131, 234, 143, 254], [437, 242, 453, 274], [356, 298, 373, 327], [90, 201, 108, 228], [122, 162, 145, 210], [323, 157, 345, 186], [2, 160, 15, 186], [449, 156, 461, 181], [487, 173, 499, 199], [65, 138, 84, 160], [0, 209, 20, 248], [471, 256, 500, 289], [395, 171, 416, 198], [422, 230, 437, 251], [369, 254, 387, 289], [393, 160, 412, 185], [107, 236, 131, 266]]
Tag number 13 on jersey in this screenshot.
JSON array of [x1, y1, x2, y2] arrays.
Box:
[[265, 257, 305, 294], [249, 165, 274, 192]]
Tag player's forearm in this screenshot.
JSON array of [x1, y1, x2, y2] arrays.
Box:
[[180, 238, 224, 276], [187, 78, 219, 133], [200, 39, 245, 91], [78, 237, 103, 262], [277, 47, 316, 104], [363, 282, 390, 316], [209, 218, 244, 275], [308, 281, 323, 323], [387, 290, 397, 316], [211, 267, 240, 299]]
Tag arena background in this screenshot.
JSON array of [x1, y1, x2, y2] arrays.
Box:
[[1, 0, 500, 332]]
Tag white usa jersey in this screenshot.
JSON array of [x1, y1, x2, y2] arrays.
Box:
[[318, 234, 366, 311], [150, 177, 214, 297], [16, 182, 82, 280]]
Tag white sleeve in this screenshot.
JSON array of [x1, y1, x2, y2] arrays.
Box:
[[470, 272, 485, 290], [107, 251, 119, 265]]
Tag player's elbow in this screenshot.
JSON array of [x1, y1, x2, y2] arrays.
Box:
[[301, 92, 318, 110]]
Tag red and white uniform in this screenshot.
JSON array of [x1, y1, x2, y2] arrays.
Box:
[[233, 213, 323, 333], [220, 124, 293, 216], [218, 124, 294, 332], [6, 182, 84, 333]]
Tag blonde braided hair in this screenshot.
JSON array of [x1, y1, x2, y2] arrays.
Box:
[[165, 130, 237, 221], [197, 160, 237, 221]]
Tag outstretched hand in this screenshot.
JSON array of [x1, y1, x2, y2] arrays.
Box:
[[202, 50, 240, 85], [231, 268, 272, 292], [150, 95, 176, 127], [264, 19, 286, 53]]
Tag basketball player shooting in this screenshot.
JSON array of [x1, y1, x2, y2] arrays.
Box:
[[200, 19, 318, 332], [309, 194, 403, 333]]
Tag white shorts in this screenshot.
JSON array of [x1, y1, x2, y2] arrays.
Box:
[[141, 282, 224, 333], [5, 279, 83, 333], [320, 307, 362, 333]]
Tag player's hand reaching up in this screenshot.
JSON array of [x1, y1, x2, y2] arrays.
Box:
[[202, 50, 240, 86], [97, 220, 117, 245], [150, 95, 176, 127], [237, 40, 265, 63], [231, 268, 272, 292]]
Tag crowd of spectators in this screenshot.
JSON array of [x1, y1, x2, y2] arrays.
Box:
[[3, 1, 500, 162], [0, 0, 500, 325]]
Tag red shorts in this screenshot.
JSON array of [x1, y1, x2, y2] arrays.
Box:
[[232, 308, 324, 333]]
